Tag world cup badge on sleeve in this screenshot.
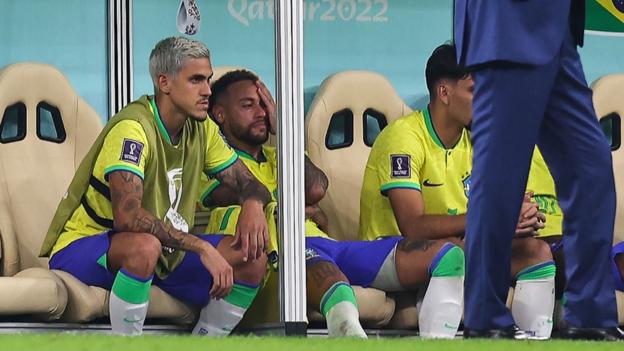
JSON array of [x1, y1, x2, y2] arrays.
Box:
[[390, 154, 411, 178], [120, 138, 144, 165]]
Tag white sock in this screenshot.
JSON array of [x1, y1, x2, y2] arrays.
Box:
[[418, 276, 463, 339], [109, 291, 148, 335], [192, 299, 247, 336], [326, 301, 367, 338], [512, 277, 555, 339]]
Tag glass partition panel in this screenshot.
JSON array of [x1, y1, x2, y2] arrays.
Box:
[[0, 0, 109, 122]]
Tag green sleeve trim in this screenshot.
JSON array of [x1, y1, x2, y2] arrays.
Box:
[[224, 283, 260, 309], [219, 207, 236, 231], [517, 261, 556, 281], [320, 282, 358, 316], [207, 154, 238, 175], [111, 269, 153, 304], [235, 149, 257, 161], [380, 182, 421, 195], [200, 180, 222, 208], [104, 165, 144, 180], [431, 245, 465, 277]]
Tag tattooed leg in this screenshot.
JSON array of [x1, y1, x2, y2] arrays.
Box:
[[395, 238, 454, 289], [306, 260, 366, 338], [307, 261, 348, 307]]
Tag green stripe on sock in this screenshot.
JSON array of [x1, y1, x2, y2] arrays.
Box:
[[432, 246, 465, 277], [224, 283, 260, 309], [517, 262, 556, 281], [320, 282, 358, 317], [111, 270, 152, 304]]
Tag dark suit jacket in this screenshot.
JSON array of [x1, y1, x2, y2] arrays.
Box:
[[454, 0, 585, 66]]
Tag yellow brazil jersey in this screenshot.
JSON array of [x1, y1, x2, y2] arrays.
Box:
[[51, 98, 237, 257], [526, 147, 563, 237], [199, 145, 330, 254], [359, 109, 472, 241]]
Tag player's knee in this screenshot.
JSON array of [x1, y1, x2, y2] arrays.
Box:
[[524, 238, 553, 264], [233, 253, 267, 285], [429, 243, 465, 278], [125, 233, 161, 273]]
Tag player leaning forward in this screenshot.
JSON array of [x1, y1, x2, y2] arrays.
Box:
[[39, 37, 271, 336]]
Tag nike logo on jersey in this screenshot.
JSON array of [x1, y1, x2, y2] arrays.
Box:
[[423, 179, 443, 187]]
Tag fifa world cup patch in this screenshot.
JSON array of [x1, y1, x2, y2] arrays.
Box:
[[120, 138, 144, 165], [390, 154, 411, 178]]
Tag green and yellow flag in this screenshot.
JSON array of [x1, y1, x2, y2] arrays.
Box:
[[586, 0, 624, 33]]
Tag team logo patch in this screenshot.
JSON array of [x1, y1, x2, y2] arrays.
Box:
[[462, 173, 471, 198], [120, 139, 144, 165], [305, 248, 320, 260], [390, 154, 411, 178]]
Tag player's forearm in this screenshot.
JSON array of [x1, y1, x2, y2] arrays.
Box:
[[215, 160, 271, 207], [400, 214, 466, 240], [208, 184, 240, 207], [109, 170, 211, 254], [238, 178, 271, 207], [305, 156, 329, 205], [119, 208, 210, 255]]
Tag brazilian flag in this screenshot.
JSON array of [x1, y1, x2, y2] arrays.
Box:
[[586, 0, 624, 33]]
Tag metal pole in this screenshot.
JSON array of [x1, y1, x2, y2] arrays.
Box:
[[275, 0, 307, 336], [107, 0, 133, 117]]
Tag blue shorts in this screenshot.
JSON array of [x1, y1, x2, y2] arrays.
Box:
[[49, 231, 225, 306], [611, 242, 624, 292], [305, 236, 402, 287]]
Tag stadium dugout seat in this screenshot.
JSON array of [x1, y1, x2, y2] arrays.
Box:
[[305, 70, 412, 241], [304, 71, 415, 329], [591, 73, 624, 326], [0, 63, 195, 325]]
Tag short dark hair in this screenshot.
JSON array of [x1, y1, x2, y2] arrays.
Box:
[[209, 69, 259, 117], [425, 44, 468, 98]]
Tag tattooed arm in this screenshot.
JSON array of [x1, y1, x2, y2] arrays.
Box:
[[209, 156, 327, 207], [305, 155, 329, 206], [214, 159, 271, 206], [213, 159, 270, 261], [205, 183, 239, 207], [108, 170, 233, 298]]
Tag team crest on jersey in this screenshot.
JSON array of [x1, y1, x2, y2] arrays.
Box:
[[390, 154, 411, 178], [120, 138, 144, 165], [462, 172, 471, 198]]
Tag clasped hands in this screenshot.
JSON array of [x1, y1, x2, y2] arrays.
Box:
[[515, 192, 546, 237]]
